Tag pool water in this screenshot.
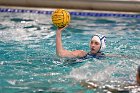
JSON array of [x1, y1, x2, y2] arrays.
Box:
[[0, 11, 140, 93]]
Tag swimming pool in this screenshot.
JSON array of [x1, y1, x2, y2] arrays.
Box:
[[0, 7, 140, 93]]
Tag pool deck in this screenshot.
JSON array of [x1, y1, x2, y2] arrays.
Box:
[[0, 0, 140, 13]]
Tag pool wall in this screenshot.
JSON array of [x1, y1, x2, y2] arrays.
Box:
[[0, 7, 140, 19], [0, 0, 140, 12]]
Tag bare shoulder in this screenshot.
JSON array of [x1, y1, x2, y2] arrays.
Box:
[[72, 50, 87, 57]]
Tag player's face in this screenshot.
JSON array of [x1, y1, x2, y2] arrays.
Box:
[[90, 40, 101, 54]]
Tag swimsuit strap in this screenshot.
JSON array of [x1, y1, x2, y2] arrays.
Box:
[[79, 52, 105, 60]]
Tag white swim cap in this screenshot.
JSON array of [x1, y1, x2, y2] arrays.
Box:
[[91, 34, 106, 52]]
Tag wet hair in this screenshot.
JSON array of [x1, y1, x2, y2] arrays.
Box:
[[137, 65, 140, 77]]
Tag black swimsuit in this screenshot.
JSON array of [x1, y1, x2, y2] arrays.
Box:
[[64, 52, 105, 65], [79, 52, 105, 60]]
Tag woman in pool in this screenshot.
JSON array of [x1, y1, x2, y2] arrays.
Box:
[[136, 65, 140, 85], [56, 25, 106, 59]]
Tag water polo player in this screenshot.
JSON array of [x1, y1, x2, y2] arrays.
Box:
[[56, 26, 106, 59], [136, 65, 140, 85]]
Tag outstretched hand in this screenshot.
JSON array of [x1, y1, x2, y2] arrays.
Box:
[[57, 25, 68, 32]]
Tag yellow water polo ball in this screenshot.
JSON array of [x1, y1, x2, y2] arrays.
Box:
[[52, 9, 71, 28]]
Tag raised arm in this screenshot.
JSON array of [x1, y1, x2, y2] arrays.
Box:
[[56, 26, 87, 58]]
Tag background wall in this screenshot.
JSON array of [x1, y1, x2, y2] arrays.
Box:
[[0, 0, 140, 12]]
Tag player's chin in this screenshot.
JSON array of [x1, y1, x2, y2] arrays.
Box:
[[90, 49, 97, 54]]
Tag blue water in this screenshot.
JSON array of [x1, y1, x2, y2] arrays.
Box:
[[0, 11, 140, 93]]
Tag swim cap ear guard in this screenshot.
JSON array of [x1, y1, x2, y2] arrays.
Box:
[[91, 34, 106, 52]]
